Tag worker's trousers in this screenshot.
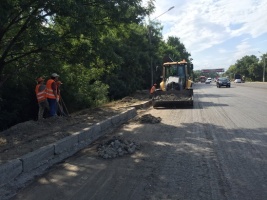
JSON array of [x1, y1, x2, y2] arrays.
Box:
[[38, 100, 49, 120], [47, 98, 57, 117]]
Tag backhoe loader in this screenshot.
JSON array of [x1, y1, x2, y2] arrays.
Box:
[[152, 59, 193, 108]]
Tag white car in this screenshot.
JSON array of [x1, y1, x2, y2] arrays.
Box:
[[205, 78, 212, 84], [234, 79, 242, 83]]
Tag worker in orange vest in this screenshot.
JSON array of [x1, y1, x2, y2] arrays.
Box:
[[150, 83, 157, 94], [46, 73, 59, 117], [149, 83, 157, 98], [35, 77, 49, 120]]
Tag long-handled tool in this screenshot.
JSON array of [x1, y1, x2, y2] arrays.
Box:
[[59, 97, 70, 117], [57, 100, 67, 117]]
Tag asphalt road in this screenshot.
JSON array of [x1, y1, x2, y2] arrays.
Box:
[[13, 82, 267, 200]]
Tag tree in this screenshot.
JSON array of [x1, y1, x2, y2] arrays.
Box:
[[235, 55, 260, 81], [225, 54, 266, 81], [161, 36, 192, 74], [0, 0, 151, 129], [0, 0, 148, 87], [100, 22, 153, 99], [224, 65, 236, 80]]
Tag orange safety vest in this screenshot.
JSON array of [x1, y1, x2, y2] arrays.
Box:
[[46, 79, 57, 99], [35, 84, 46, 103], [150, 86, 156, 94]]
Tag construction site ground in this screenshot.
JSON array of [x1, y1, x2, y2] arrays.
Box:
[[3, 82, 267, 200], [0, 90, 151, 164]]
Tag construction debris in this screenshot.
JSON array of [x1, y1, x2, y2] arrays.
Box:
[[97, 136, 140, 159], [120, 96, 135, 103], [139, 114, 161, 124]]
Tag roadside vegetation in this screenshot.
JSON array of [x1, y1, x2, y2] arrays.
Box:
[[0, 0, 192, 130], [224, 55, 266, 82]]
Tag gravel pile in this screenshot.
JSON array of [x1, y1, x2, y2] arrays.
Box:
[[97, 136, 140, 159], [120, 96, 136, 103], [139, 114, 161, 124]]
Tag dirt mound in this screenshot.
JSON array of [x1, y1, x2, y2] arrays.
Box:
[[104, 90, 149, 108], [138, 114, 162, 124]]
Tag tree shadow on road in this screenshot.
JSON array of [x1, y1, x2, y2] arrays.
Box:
[[13, 119, 267, 200]]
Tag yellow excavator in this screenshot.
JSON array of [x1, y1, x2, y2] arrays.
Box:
[[152, 59, 193, 108]]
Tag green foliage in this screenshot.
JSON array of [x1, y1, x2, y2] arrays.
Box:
[[100, 22, 152, 94], [59, 64, 110, 112], [0, 0, 148, 86], [0, 0, 193, 130], [225, 55, 264, 81], [0, 75, 37, 130], [192, 70, 202, 81]]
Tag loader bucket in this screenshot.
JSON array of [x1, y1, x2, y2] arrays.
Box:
[[152, 89, 193, 108]]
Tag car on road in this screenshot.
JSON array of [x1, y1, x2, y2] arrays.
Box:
[[234, 79, 242, 83], [217, 77, 231, 88], [205, 77, 212, 84]]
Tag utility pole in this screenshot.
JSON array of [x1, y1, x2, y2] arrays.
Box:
[[149, 6, 174, 86], [258, 51, 266, 82], [264, 57, 266, 82], [189, 58, 193, 80]]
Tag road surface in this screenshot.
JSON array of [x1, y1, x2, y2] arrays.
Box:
[[13, 82, 267, 200]]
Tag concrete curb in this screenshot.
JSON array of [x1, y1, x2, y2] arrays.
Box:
[[0, 101, 151, 200]]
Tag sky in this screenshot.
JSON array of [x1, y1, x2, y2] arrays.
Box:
[[143, 0, 267, 71]]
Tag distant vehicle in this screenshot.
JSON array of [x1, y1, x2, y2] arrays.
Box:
[[234, 74, 242, 83], [234, 79, 242, 83], [199, 76, 206, 83], [205, 77, 212, 84], [217, 77, 231, 88], [234, 74, 241, 79]]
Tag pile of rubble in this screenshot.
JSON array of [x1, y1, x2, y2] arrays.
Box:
[[97, 136, 140, 159], [139, 114, 161, 124], [120, 96, 137, 103], [120, 90, 149, 103]]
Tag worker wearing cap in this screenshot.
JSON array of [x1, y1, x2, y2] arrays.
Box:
[[46, 73, 59, 117], [35, 77, 49, 120]]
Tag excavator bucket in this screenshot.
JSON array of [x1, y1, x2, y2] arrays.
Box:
[[152, 89, 193, 108]]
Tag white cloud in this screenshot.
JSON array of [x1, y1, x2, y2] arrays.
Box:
[[145, 0, 267, 70], [234, 40, 260, 59]]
